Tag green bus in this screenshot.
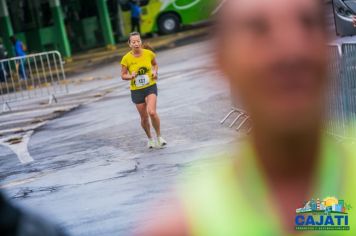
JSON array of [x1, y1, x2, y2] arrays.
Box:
[[118, 0, 216, 36]]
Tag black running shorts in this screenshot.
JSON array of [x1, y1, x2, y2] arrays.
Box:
[[131, 84, 158, 104]]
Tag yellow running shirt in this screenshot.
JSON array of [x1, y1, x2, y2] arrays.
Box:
[[121, 49, 157, 91]]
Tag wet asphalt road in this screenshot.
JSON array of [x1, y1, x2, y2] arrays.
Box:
[[0, 41, 238, 235], [0, 5, 346, 235]]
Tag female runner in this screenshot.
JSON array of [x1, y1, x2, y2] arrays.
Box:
[[121, 32, 167, 148]]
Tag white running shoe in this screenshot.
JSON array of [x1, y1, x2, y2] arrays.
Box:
[[157, 136, 167, 147], [147, 139, 155, 149]]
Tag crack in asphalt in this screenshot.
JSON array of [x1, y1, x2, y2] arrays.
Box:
[[10, 160, 140, 200], [12, 186, 62, 199]]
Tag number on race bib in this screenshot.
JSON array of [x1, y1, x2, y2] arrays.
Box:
[[135, 75, 150, 87]]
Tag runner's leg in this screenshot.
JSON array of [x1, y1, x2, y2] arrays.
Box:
[[20, 59, 27, 80], [146, 94, 161, 137], [131, 18, 135, 32], [137, 20, 141, 34], [136, 103, 152, 139]]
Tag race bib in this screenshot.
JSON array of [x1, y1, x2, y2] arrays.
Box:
[[135, 75, 150, 87]]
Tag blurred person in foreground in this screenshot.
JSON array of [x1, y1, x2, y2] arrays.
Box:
[[0, 192, 68, 236], [137, 0, 356, 235]]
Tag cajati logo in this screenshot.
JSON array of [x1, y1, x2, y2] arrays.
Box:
[[295, 197, 352, 231]]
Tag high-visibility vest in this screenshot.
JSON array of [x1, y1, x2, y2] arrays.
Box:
[[180, 136, 356, 236]]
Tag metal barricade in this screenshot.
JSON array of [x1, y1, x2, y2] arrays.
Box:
[[327, 44, 356, 138], [327, 45, 344, 136], [220, 107, 250, 132], [220, 86, 251, 132], [0, 51, 68, 112]]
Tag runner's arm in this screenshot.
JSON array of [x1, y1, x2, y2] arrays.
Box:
[[152, 59, 158, 79], [121, 65, 136, 80]]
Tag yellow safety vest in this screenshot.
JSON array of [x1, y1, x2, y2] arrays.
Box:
[[180, 136, 356, 236]]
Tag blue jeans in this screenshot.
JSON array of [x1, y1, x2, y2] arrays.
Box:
[[18, 59, 27, 80]]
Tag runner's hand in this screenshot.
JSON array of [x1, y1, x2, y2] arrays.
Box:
[[131, 72, 137, 80], [152, 70, 158, 80]]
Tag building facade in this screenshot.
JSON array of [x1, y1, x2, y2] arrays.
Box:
[[0, 0, 118, 59]]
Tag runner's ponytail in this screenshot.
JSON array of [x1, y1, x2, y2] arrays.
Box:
[[142, 42, 155, 52]]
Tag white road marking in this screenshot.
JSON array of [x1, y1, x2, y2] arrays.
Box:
[[0, 131, 34, 164], [0, 122, 47, 164]]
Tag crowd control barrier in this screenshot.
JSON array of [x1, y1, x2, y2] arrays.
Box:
[[328, 44, 356, 138], [0, 51, 68, 112]]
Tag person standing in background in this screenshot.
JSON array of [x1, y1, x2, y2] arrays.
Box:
[[0, 38, 7, 60], [130, 0, 142, 34], [10, 36, 27, 80]]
